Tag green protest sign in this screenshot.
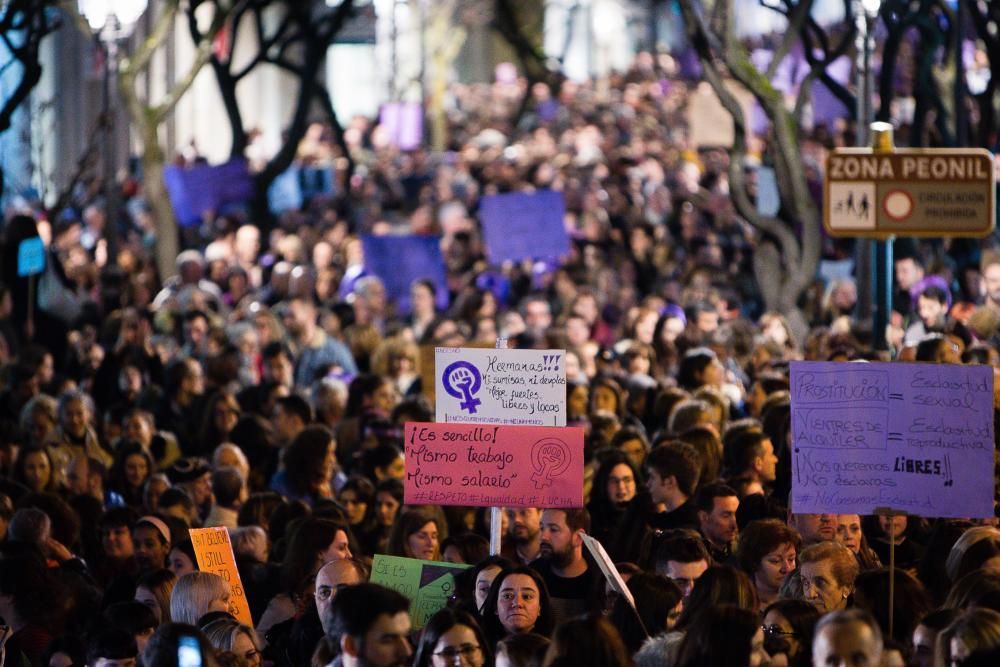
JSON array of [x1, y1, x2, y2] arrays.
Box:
[[369, 554, 470, 629]]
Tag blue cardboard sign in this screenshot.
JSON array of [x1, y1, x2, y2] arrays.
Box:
[[17, 237, 44, 277], [790, 361, 995, 518], [361, 235, 448, 315], [268, 165, 304, 214], [479, 190, 569, 264]]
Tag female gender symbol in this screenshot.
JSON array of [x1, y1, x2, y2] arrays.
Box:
[[530, 438, 571, 489], [442, 360, 482, 413]]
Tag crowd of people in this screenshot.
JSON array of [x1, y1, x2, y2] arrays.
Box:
[[0, 52, 999, 666]]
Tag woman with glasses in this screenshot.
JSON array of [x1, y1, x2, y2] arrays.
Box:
[[760, 599, 819, 667], [198, 391, 241, 455], [413, 608, 492, 667], [586, 449, 642, 553]]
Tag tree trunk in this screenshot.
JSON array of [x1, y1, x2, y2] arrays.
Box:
[[141, 136, 179, 282]]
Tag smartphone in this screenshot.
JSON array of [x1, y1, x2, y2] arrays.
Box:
[[177, 635, 203, 667]]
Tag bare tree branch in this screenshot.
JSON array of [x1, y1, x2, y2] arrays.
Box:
[[677, 0, 821, 326]]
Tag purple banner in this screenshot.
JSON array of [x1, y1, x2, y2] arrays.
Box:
[[164, 159, 255, 227], [361, 235, 448, 315], [479, 190, 569, 264], [790, 361, 995, 519]]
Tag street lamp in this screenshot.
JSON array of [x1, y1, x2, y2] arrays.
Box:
[[852, 0, 892, 350], [854, 0, 880, 145], [77, 0, 148, 269]]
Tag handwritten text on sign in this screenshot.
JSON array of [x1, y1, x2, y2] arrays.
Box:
[[404, 422, 584, 508], [435, 347, 566, 426], [790, 361, 994, 518], [369, 555, 470, 629], [189, 527, 254, 626]]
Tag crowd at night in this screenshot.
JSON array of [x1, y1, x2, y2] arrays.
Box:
[[0, 52, 999, 667]]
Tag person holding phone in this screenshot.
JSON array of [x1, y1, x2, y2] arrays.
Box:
[[143, 623, 218, 667]]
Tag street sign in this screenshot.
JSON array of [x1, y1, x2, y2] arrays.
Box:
[[823, 148, 996, 238]]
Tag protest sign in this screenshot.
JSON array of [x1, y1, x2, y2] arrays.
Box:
[[369, 555, 470, 629], [478, 190, 569, 264], [17, 237, 44, 277], [790, 361, 995, 518], [268, 165, 304, 214], [435, 347, 567, 426], [685, 79, 756, 147], [582, 533, 635, 609], [189, 527, 253, 626], [403, 422, 584, 508], [164, 159, 255, 227], [361, 235, 448, 315], [757, 167, 780, 217], [380, 102, 423, 151]]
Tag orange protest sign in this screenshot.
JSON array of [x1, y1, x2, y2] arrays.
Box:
[[189, 527, 253, 626]]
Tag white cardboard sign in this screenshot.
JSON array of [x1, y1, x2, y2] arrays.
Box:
[[434, 347, 567, 426]]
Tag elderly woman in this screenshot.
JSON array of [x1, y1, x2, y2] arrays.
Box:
[[49, 390, 112, 470], [798, 541, 859, 614]]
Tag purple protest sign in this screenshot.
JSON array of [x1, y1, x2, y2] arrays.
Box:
[[790, 361, 995, 519], [812, 82, 850, 128], [164, 159, 255, 227], [361, 235, 448, 315], [479, 190, 569, 264]]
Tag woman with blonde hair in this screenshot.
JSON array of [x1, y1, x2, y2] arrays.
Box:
[[758, 311, 798, 351], [201, 616, 262, 667], [945, 526, 1000, 584], [170, 572, 233, 625], [371, 337, 422, 397], [936, 607, 1000, 667]]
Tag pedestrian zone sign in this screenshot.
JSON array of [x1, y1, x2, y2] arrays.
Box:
[[823, 148, 995, 238]]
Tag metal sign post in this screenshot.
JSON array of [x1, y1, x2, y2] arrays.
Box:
[[489, 337, 507, 556]]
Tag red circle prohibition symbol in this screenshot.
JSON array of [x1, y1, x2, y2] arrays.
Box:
[[882, 189, 914, 222]]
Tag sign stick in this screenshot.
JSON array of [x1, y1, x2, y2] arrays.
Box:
[[875, 506, 903, 640], [26, 274, 34, 341], [489, 337, 507, 556]]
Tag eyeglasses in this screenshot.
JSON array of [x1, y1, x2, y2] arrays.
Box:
[[762, 624, 797, 639], [433, 644, 481, 661]]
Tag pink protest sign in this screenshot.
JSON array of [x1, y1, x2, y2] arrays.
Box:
[[404, 422, 584, 508]]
